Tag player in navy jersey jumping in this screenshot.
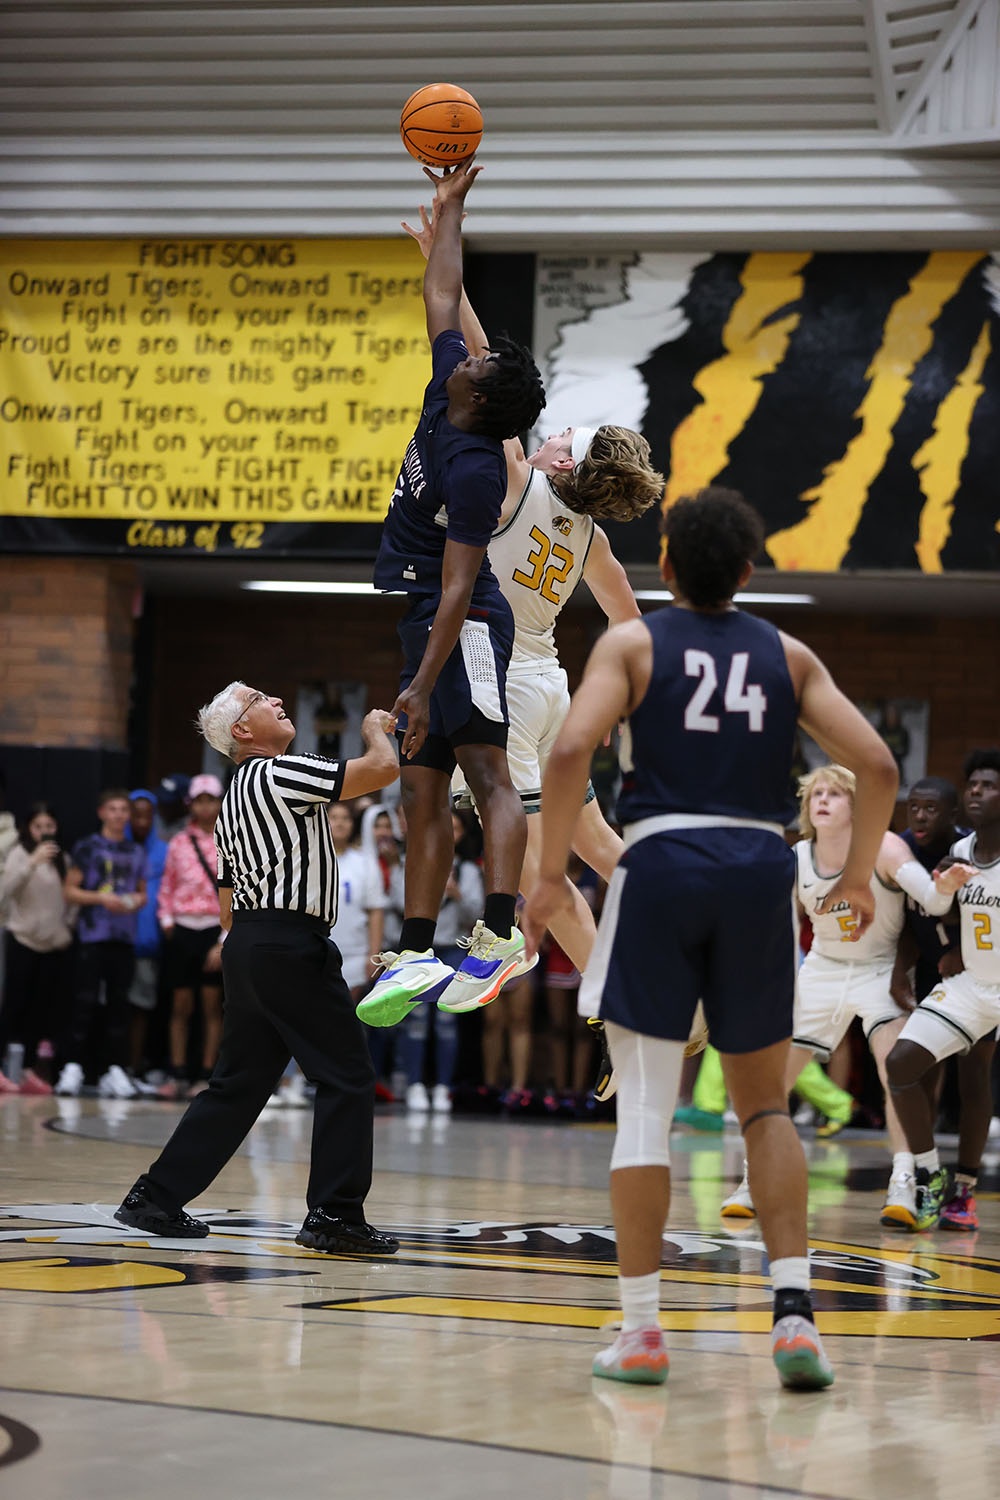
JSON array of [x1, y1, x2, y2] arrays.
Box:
[[362, 159, 545, 1027], [524, 488, 900, 1392]]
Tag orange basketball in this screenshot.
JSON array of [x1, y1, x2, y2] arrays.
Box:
[[400, 83, 483, 168]]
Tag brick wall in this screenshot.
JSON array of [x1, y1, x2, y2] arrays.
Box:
[[147, 590, 998, 787], [0, 558, 137, 749], [147, 591, 408, 779]]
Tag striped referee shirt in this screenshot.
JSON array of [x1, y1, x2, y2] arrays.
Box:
[[215, 753, 346, 926]]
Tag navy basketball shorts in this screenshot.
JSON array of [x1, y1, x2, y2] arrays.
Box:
[[580, 827, 797, 1054], [396, 589, 514, 774]]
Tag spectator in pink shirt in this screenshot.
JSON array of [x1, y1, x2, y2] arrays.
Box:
[[157, 774, 225, 1099]]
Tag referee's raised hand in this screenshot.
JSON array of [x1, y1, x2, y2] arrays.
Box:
[[362, 709, 398, 741]]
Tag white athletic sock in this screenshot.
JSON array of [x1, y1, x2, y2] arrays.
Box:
[[915, 1148, 940, 1175], [619, 1271, 661, 1332], [769, 1256, 810, 1294], [892, 1151, 915, 1178]]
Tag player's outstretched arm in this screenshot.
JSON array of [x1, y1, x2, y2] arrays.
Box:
[[392, 539, 486, 760], [877, 830, 974, 914], [421, 160, 481, 343], [582, 525, 640, 627], [784, 633, 898, 934], [522, 621, 650, 955], [402, 202, 490, 355]]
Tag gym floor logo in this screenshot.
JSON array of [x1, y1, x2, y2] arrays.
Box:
[[1, 1205, 999, 1338]]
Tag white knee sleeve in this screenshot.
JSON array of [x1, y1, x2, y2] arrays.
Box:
[[606, 1021, 685, 1170]]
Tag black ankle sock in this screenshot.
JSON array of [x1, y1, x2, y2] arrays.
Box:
[[772, 1288, 814, 1326], [955, 1163, 978, 1183], [399, 918, 436, 955], [484, 893, 517, 938]]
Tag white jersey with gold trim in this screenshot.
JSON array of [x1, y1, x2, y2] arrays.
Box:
[[795, 839, 904, 964], [951, 833, 1000, 987], [489, 468, 594, 670]]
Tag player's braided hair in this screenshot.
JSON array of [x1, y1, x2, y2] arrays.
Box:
[[660, 487, 764, 608], [471, 333, 545, 440], [556, 426, 664, 522], [964, 748, 1000, 780]]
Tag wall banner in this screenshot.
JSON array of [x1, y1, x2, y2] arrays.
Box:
[[0, 238, 429, 556], [535, 250, 1000, 573]]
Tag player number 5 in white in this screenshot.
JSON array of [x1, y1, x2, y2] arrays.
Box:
[[683, 650, 767, 733]]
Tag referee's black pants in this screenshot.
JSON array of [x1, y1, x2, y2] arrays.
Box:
[[139, 912, 376, 1221]]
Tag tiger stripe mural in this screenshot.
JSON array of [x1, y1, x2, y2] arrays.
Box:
[[534, 251, 1000, 573]]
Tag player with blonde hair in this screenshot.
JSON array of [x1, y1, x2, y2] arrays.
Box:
[[722, 762, 973, 1228]]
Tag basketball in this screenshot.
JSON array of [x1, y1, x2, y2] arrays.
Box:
[[400, 83, 483, 168]]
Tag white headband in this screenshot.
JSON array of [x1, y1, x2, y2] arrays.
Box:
[[570, 426, 597, 467]]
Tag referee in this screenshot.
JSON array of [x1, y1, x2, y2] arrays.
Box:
[[116, 682, 401, 1257]]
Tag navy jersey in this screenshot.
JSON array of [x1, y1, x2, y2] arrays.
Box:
[[617, 607, 797, 827], [373, 329, 506, 603], [900, 825, 967, 973]]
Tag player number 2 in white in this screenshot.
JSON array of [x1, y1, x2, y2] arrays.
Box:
[[683, 650, 767, 733]]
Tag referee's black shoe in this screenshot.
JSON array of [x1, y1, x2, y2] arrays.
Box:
[[114, 1184, 210, 1238], [295, 1209, 399, 1258]]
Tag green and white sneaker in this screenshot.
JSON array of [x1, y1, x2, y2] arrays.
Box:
[[771, 1315, 834, 1390], [436, 921, 538, 1014], [356, 950, 454, 1028], [592, 1327, 669, 1385]]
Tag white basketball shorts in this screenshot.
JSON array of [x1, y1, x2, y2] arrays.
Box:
[[793, 950, 904, 1061], [897, 969, 1000, 1062]]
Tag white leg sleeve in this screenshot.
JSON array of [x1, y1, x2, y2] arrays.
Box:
[[606, 1021, 685, 1170]]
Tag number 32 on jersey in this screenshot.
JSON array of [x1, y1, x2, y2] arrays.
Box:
[[511, 525, 575, 605], [684, 650, 767, 733]]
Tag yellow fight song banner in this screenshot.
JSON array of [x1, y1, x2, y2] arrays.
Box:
[[0, 239, 430, 556]]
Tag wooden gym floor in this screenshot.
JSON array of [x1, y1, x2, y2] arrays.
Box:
[[1, 1095, 999, 1499]]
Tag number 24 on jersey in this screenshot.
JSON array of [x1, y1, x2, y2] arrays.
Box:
[[684, 650, 767, 733]]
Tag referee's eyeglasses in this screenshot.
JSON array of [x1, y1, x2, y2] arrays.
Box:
[[231, 691, 268, 731]]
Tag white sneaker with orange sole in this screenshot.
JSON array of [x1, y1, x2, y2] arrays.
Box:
[[592, 1327, 670, 1385]]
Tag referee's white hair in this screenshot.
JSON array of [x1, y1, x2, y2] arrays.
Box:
[[197, 680, 249, 761]]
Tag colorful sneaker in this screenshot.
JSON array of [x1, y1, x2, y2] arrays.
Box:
[[593, 1327, 669, 1385], [939, 1183, 979, 1231], [721, 1163, 756, 1218], [879, 1169, 917, 1230], [500, 1086, 534, 1115], [436, 922, 538, 1013], [357, 950, 454, 1028], [588, 1017, 617, 1101], [914, 1166, 948, 1231], [673, 1105, 724, 1133], [771, 1315, 834, 1390], [0, 1070, 22, 1094], [815, 1111, 852, 1139]]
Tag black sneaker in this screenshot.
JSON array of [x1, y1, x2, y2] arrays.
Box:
[[114, 1184, 210, 1238], [295, 1209, 399, 1257], [587, 1017, 617, 1101]]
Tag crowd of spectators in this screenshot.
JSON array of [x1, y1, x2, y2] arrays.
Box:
[[1, 769, 998, 1142]]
